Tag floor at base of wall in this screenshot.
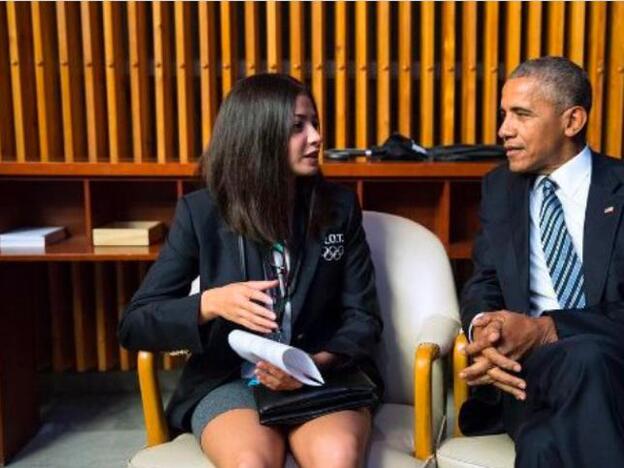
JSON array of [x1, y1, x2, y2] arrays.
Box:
[[8, 370, 180, 468]]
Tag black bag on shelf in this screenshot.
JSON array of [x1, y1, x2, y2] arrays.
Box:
[[325, 133, 506, 163], [253, 367, 379, 426], [369, 133, 429, 161], [428, 144, 506, 162]]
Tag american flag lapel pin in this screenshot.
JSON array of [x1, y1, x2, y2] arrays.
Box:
[[604, 206, 615, 214]]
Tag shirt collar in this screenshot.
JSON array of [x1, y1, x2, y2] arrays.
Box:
[[534, 145, 591, 197]]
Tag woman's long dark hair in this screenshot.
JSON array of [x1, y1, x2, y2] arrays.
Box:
[[202, 73, 327, 245]]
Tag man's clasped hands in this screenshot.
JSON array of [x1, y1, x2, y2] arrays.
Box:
[[459, 311, 559, 400]]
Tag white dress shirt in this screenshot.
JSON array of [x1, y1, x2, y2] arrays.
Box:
[[528, 146, 592, 315]]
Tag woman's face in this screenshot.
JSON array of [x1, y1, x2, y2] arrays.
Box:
[[288, 94, 322, 176]]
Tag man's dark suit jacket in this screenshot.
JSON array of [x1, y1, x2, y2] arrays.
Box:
[[459, 151, 624, 435], [118, 181, 383, 434]]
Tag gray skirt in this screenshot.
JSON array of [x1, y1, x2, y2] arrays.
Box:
[[190, 379, 257, 439]]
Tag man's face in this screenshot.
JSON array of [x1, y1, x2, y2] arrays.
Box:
[[498, 77, 569, 174]]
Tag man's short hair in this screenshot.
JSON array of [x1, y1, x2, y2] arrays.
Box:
[[509, 56, 592, 115]]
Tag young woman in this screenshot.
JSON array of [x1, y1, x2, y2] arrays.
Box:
[[119, 74, 383, 468]]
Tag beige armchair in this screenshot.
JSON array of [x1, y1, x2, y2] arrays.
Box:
[[436, 333, 515, 468], [129, 211, 461, 468]]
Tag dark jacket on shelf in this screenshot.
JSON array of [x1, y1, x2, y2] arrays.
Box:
[[118, 181, 383, 434]]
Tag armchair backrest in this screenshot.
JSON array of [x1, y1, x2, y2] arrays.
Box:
[[362, 211, 460, 405]]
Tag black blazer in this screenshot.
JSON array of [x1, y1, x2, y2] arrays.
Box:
[[459, 152, 624, 435], [118, 181, 383, 433]]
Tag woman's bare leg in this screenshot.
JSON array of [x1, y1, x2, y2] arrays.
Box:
[[288, 409, 372, 468], [200, 409, 286, 468]]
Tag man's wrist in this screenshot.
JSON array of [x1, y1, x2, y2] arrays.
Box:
[[536, 316, 558, 345]]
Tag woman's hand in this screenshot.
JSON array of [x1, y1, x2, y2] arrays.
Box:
[[255, 361, 303, 391], [199, 280, 278, 333]]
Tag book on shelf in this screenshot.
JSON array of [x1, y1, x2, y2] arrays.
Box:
[[92, 221, 165, 246], [228, 330, 325, 386], [0, 226, 67, 249]]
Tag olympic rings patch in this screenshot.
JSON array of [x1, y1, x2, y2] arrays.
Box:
[[322, 245, 344, 261], [322, 232, 345, 261]]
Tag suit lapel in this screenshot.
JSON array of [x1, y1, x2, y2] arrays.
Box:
[[510, 174, 532, 313], [583, 153, 624, 304]]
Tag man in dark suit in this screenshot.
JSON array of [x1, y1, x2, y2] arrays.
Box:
[[458, 56, 624, 467]]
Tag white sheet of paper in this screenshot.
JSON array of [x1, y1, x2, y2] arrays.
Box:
[[228, 330, 324, 386]]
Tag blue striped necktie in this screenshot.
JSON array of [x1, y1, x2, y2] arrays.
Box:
[[539, 178, 587, 309]]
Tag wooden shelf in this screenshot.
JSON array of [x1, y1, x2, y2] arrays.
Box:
[[0, 237, 161, 261], [321, 160, 497, 178], [0, 162, 198, 177], [0, 160, 498, 178]]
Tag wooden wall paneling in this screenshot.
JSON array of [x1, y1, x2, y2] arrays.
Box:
[[266, 1, 281, 74], [547, 1, 565, 56], [441, 1, 455, 145], [244, 1, 260, 76], [128, 1, 152, 163], [398, 1, 412, 137], [153, 1, 175, 163], [420, 1, 435, 147], [199, 1, 218, 150], [587, 2, 607, 151], [57, 1, 87, 163], [0, 264, 39, 465], [289, 2, 304, 82], [505, 1, 522, 77], [605, 2, 624, 157], [71, 262, 96, 372], [7, 1, 39, 162], [82, 179, 93, 246], [94, 262, 118, 371], [355, 180, 364, 208], [175, 2, 195, 164], [334, 1, 348, 147], [567, 1, 586, 66], [220, 2, 237, 95], [48, 262, 74, 372], [482, 2, 499, 145], [81, 2, 108, 162], [355, 1, 368, 148], [460, 1, 477, 144], [34, 263, 51, 370], [103, 1, 130, 163], [138, 260, 149, 281], [376, 1, 391, 144], [436, 181, 451, 248], [0, 3, 16, 161], [116, 262, 136, 370], [31, 1, 63, 162], [526, 2, 542, 59], [311, 1, 326, 147]]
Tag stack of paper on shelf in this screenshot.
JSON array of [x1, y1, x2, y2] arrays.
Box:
[[0, 227, 67, 249], [92, 221, 165, 246]]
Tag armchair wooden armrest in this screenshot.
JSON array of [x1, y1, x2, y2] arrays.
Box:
[[138, 341, 454, 457], [414, 342, 440, 460], [137, 351, 169, 446], [452, 333, 469, 436]]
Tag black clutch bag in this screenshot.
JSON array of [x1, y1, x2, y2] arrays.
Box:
[[253, 368, 380, 426]]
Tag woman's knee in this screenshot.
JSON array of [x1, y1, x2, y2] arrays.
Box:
[[304, 432, 363, 468], [232, 449, 282, 468]]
